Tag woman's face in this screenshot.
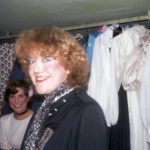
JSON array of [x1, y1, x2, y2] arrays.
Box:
[[9, 87, 29, 114], [28, 50, 69, 94]]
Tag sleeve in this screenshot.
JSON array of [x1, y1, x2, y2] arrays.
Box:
[[0, 117, 11, 149], [77, 104, 109, 150]]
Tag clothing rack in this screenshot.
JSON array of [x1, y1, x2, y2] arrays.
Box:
[[0, 10, 150, 40], [63, 13, 150, 31]]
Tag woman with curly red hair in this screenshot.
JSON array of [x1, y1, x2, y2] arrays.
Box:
[[15, 26, 109, 150]]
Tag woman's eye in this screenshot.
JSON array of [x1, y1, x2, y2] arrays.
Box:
[[28, 59, 35, 65], [43, 56, 54, 62], [9, 95, 15, 99]]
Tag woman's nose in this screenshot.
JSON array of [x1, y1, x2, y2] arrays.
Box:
[[34, 60, 43, 73], [14, 97, 21, 103]]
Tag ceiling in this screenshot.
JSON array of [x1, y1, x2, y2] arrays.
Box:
[[0, 0, 150, 37]]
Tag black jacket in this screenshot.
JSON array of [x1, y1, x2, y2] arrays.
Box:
[[22, 89, 109, 150]]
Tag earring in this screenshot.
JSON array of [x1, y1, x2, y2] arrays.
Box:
[[66, 70, 70, 74]]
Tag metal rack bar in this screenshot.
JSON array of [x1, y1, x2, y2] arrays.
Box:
[[63, 14, 148, 31]]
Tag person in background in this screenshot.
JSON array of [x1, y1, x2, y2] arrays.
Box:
[[1, 84, 43, 115], [15, 26, 109, 150], [0, 80, 33, 149]]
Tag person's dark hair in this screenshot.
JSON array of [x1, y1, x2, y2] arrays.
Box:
[[15, 27, 89, 88], [4, 79, 30, 101]]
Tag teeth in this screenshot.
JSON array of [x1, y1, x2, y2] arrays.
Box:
[[14, 106, 21, 108], [36, 78, 45, 81], [36, 77, 48, 81]]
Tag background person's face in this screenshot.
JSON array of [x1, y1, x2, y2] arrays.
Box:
[[28, 50, 69, 94], [9, 87, 28, 114]]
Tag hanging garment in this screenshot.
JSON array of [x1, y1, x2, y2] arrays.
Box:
[[139, 37, 150, 146], [86, 33, 97, 66], [86, 25, 108, 66], [111, 25, 146, 89], [122, 38, 150, 150], [11, 59, 24, 81], [109, 85, 130, 150], [0, 43, 16, 102], [111, 25, 149, 150], [87, 26, 118, 126]]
